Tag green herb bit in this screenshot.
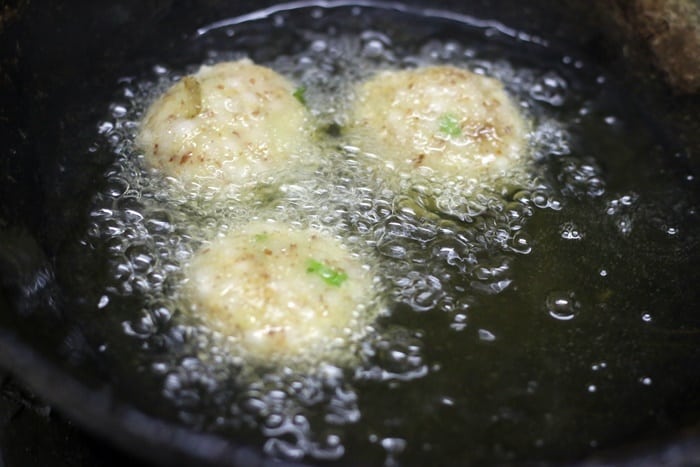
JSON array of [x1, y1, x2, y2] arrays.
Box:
[[293, 86, 307, 105], [438, 113, 462, 137], [306, 258, 348, 287], [253, 233, 268, 243]]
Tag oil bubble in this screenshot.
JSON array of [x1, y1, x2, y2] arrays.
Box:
[[545, 291, 581, 321], [450, 313, 468, 331], [532, 120, 571, 156], [395, 272, 444, 312], [507, 232, 531, 254], [559, 157, 606, 199], [529, 71, 568, 106], [357, 330, 428, 382], [110, 104, 128, 118], [153, 64, 169, 75], [615, 216, 633, 236], [98, 121, 114, 134], [478, 329, 496, 342], [531, 191, 551, 209], [97, 295, 110, 309], [606, 193, 638, 215], [560, 221, 583, 240], [441, 397, 455, 406], [382, 437, 407, 467]]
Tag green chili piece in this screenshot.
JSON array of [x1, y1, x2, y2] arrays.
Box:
[[306, 258, 348, 287], [438, 113, 462, 137], [293, 86, 307, 105]]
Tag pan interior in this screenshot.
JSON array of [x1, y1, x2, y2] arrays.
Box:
[[43, 2, 700, 465]]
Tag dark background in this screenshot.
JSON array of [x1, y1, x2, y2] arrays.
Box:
[[0, 372, 146, 466]]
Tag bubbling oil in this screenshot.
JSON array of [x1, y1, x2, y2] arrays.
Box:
[[78, 3, 700, 466]]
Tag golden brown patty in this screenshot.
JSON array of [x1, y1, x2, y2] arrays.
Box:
[[183, 221, 380, 363], [349, 65, 528, 179], [138, 59, 312, 188]]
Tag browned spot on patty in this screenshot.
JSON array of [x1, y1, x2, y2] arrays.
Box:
[[180, 153, 192, 165], [412, 153, 426, 166]]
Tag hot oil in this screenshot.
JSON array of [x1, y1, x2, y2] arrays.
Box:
[[71, 2, 700, 466]]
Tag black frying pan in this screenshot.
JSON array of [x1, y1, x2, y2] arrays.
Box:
[[1, 1, 699, 466]]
